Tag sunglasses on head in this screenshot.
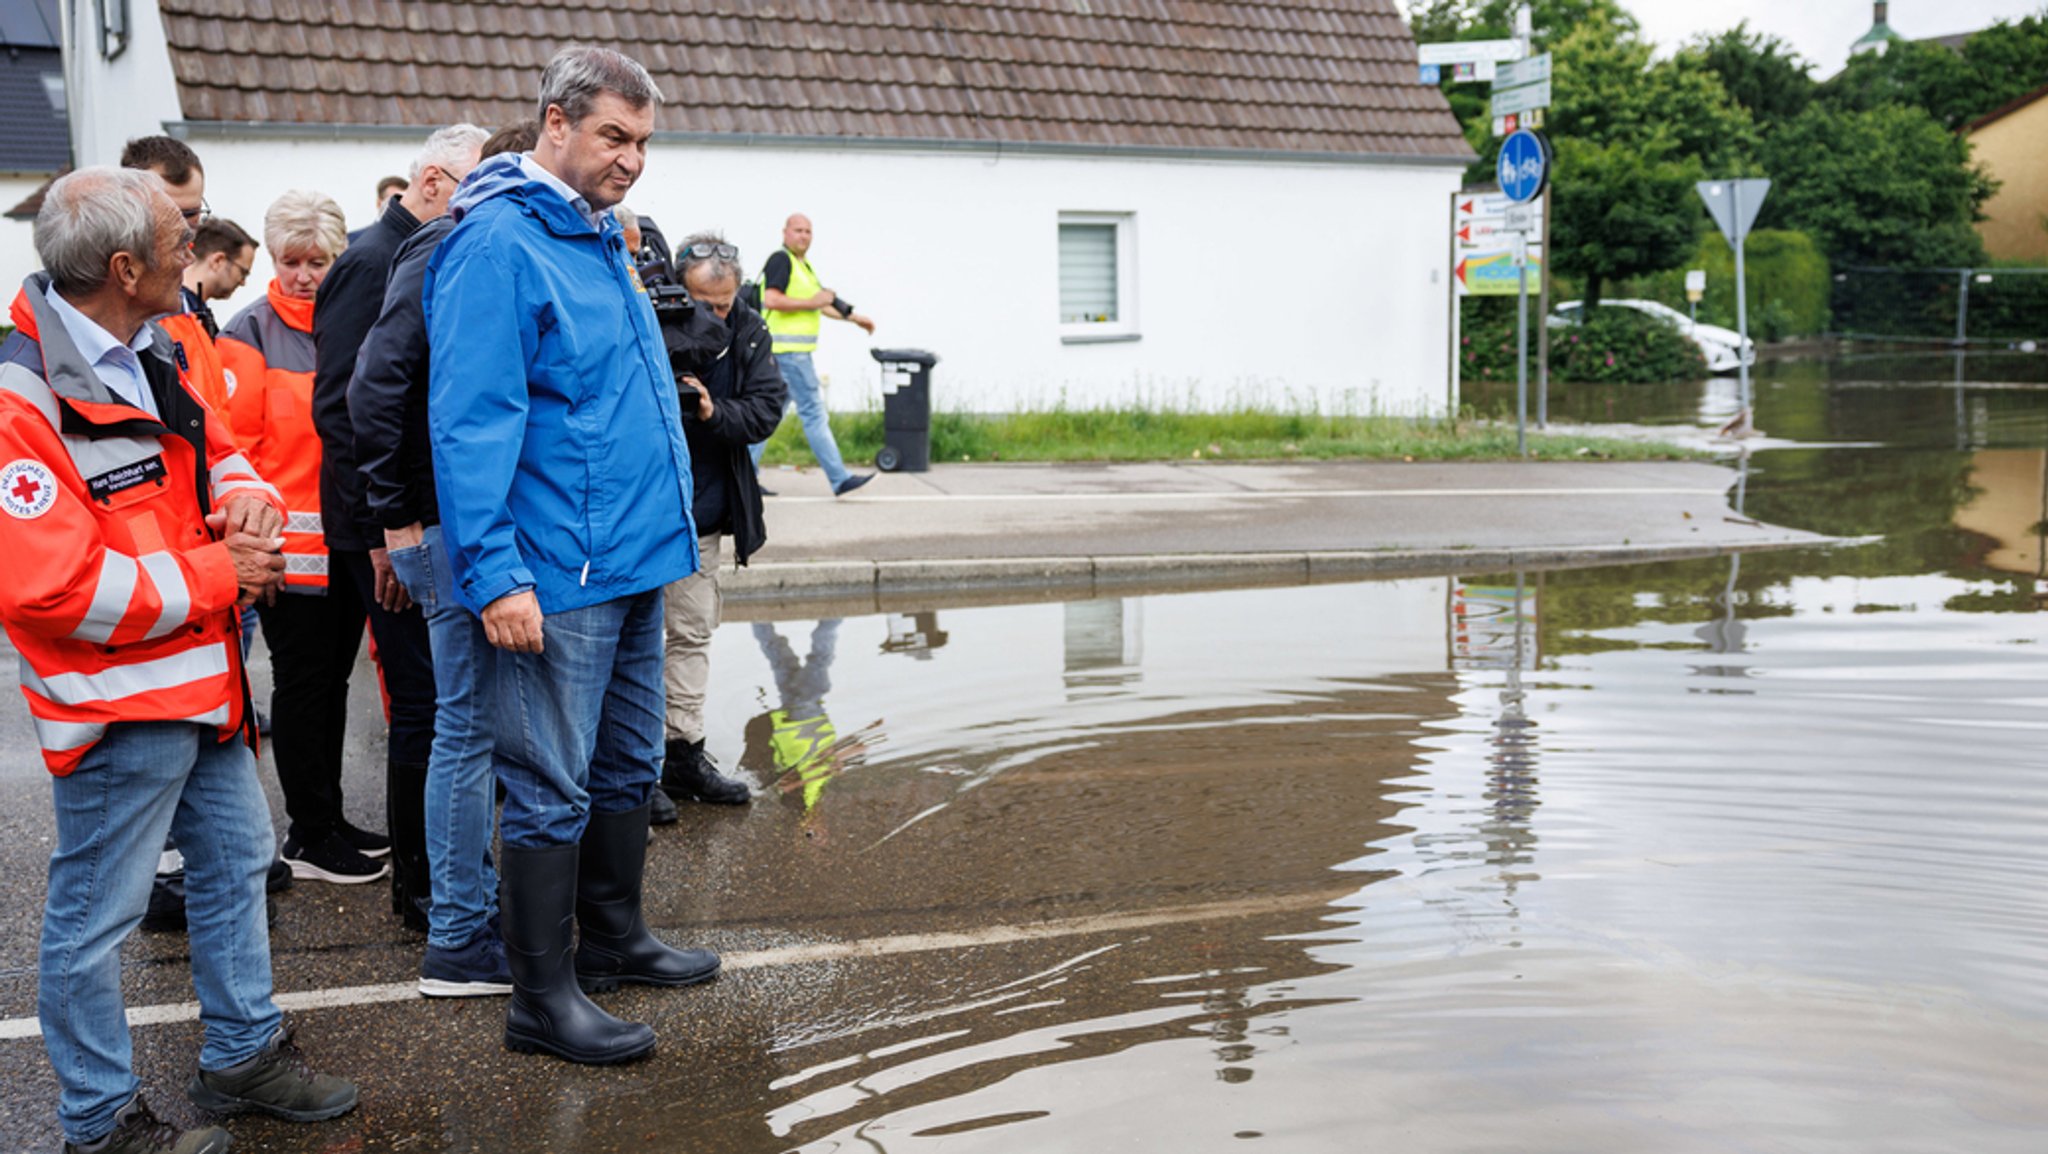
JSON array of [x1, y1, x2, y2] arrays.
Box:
[[683, 242, 738, 261]]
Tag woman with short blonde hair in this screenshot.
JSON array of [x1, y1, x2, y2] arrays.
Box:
[[219, 188, 392, 886]]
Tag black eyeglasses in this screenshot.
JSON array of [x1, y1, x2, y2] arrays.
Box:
[[682, 242, 738, 261]]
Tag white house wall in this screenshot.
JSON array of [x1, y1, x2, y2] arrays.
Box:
[[61, 0, 183, 169], [188, 134, 1461, 416], [0, 178, 46, 303]]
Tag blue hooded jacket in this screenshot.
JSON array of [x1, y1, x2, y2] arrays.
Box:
[[423, 153, 697, 616]]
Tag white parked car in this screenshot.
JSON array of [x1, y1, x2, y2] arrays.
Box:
[[1549, 299, 1756, 374]]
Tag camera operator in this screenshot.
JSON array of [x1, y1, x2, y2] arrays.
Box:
[[641, 225, 786, 807]]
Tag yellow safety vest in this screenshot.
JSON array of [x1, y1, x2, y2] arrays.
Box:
[[764, 247, 823, 354]]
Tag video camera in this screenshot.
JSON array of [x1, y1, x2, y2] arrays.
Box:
[[632, 216, 725, 378]]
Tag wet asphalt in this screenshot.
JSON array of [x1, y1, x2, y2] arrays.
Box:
[[0, 457, 1825, 1152]]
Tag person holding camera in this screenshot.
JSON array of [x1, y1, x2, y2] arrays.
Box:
[[655, 231, 787, 805]]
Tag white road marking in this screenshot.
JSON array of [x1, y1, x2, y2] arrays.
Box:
[[0, 888, 1356, 1042], [775, 486, 1723, 504]]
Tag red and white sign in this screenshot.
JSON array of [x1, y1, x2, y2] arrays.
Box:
[[1, 459, 58, 519]]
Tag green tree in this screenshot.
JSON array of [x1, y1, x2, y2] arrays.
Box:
[[1821, 14, 2048, 128], [1824, 37, 1981, 126], [1548, 136, 1703, 307], [1681, 22, 1816, 124], [1760, 103, 1994, 266]]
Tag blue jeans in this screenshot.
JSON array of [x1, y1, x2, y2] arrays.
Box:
[[42, 721, 280, 1146], [388, 525, 498, 950], [748, 351, 851, 487], [492, 588, 666, 849]]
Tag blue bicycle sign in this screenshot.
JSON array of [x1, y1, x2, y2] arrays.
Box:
[[1498, 129, 1549, 204]]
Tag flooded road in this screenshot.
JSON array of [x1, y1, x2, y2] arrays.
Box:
[[2, 349, 2045, 1151]]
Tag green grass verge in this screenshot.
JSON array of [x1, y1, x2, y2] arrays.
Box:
[[757, 408, 1706, 466]]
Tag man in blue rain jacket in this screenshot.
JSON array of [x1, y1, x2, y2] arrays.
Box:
[[422, 45, 719, 1068]]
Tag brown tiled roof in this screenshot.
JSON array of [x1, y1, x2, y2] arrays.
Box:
[[157, 0, 1473, 162]]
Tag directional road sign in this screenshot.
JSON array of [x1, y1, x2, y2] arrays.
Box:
[[1418, 39, 1522, 65], [1497, 130, 1549, 204], [1490, 78, 1551, 117], [1495, 52, 1551, 88], [1697, 179, 1770, 244]]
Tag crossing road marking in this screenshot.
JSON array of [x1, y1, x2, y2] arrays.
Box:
[[0, 886, 1363, 1041]]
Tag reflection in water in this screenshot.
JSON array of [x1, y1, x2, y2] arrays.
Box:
[[881, 611, 950, 660], [1061, 598, 1141, 700], [748, 619, 873, 826]]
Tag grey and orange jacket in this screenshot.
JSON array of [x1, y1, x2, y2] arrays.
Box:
[[219, 281, 327, 590]]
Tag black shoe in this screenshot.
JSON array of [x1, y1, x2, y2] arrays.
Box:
[[758, 484, 778, 496], [574, 804, 720, 993], [648, 789, 678, 826], [832, 473, 874, 496], [64, 1094, 230, 1154], [282, 829, 389, 885], [661, 738, 752, 805], [141, 872, 280, 934], [187, 1022, 358, 1122], [339, 820, 391, 859], [266, 857, 293, 893], [501, 842, 656, 1065], [141, 872, 188, 933]]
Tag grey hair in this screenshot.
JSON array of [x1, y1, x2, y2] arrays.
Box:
[[677, 229, 742, 286], [35, 166, 167, 296], [264, 190, 349, 260], [536, 45, 663, 126], [610, 203, 637, 233], [410, 123, 490, 182]]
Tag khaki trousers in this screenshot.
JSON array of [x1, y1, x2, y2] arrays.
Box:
[[661, 534, 722, 743]]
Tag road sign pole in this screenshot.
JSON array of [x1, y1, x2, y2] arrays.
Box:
[[1732, 183, 1751, 421], [1516, 236, 1529, 457], [1536, 183, 1551, 430]]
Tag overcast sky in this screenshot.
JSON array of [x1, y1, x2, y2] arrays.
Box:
[[1624, 0, 2046, 77]]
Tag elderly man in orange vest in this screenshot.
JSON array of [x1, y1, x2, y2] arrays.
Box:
[[0, 167, 358, 1154]]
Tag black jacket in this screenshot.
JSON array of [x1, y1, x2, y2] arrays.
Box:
[[312, 196, 421, 550], [349, 214, 451, 533], [675, 296, 786, 565]]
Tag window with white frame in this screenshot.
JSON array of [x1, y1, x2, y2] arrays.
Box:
[[1059, 213, 1137, 342]]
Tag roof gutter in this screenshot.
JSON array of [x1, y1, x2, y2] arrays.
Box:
[[169, 120, 1476, 169]]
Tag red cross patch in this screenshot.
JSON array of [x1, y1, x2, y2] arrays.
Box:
[[0, 459, 59, 519]]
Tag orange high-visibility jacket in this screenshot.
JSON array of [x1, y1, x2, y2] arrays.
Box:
[[0, 278, 284, 775], [159, 310, 233, 417], [218, 282, 326, 590]]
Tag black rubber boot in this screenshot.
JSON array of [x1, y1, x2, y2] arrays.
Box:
[[500, 842, 656, 1065], [660, 738, 752, 805], [387, 760, 432, 932], [574, 803, 721, 993]]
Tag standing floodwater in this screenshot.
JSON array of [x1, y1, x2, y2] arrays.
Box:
[[0, 350, 2043, 1152]]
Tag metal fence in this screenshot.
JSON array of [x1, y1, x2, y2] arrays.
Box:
[[1832, 267, 2048, 347]]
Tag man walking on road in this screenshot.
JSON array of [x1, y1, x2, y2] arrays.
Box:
[[2, 166, 357, 1154], [425, 46, 718, 1065], [753, 213, 875, 496]]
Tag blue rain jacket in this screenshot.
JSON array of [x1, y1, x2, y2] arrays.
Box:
[[423, 154, 697, 616]]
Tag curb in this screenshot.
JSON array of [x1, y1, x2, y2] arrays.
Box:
[[723, 535, 1845, 609]]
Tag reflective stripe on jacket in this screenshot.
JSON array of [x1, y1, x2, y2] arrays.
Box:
[[0, 275, 283, 774], [763, 247, 822, 354], [219, 282, 327, 589]]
